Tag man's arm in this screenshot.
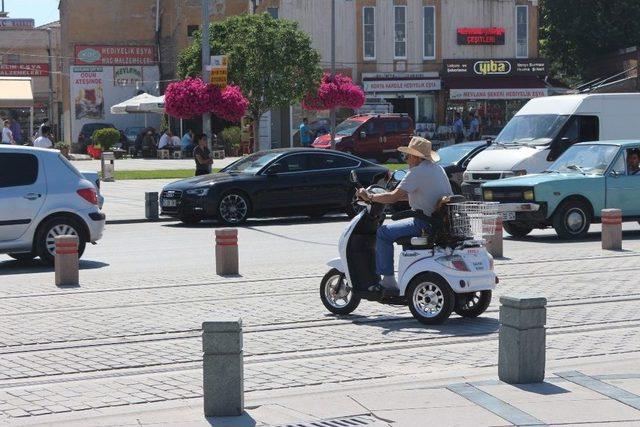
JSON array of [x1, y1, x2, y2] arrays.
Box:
[[357, 188, 408, 204]]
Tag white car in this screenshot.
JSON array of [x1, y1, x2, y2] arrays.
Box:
[[0, 145, 105, 265]]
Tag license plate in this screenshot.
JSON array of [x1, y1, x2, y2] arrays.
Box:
[[501, 211, 516, 221], [161, 199, 177, 208], [474, 187, 482, 195]]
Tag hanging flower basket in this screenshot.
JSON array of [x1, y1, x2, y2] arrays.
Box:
[[303, 73, 365, 111]]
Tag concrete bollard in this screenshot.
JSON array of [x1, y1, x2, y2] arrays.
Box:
[[486, 216, 503, 258], [145, 192, 159, 221], [203, 319, 244, 417], [55, 235, 79, 286], [498, 295, 547, 384], [215, 229, 238, 275], [601, 208, 622, 250]]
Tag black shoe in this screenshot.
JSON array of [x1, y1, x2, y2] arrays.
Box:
[[367, 284, 384, 292]]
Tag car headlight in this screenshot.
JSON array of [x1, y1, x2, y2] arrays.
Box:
[[435, 255, 469, 271], [186, 188, 209, 196], [483, 189, 493, 201], [523, 189, 534, 201], [463, 171, 472, 181]]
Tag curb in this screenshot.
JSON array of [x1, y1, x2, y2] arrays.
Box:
[[106, 218, 176, 225]]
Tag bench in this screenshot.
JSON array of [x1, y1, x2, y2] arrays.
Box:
[[157, 149, 170, 159]]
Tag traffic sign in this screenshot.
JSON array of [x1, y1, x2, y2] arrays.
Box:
[[209, 55, 228, 88]]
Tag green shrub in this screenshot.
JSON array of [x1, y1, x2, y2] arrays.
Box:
[[54, 141, 70, 150], [92, 128, 120, 150], [220, 126, 241, 149]]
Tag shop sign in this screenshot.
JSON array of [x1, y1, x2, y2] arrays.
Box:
[[363, 79, 441, 92], [72, 67, 105, 120], [74, 45, 156, 66], [444, 59, 547, 76], [457, 28, 505, 45], [362, 72, 439, 80], [449, 88, 548, 100], [208, 55, 228, 88], [113, 66, 143, 86], [0, 18, 35, 29], [0, 63, 49, 76]]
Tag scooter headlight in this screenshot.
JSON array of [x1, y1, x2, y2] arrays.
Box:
[[435, 255, 469, 271]]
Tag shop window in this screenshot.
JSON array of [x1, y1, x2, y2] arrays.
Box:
[[516, 5, 528, 58], [363, 6, 375, 60], [423, 6, 435, 60], [187, 25, 199, 38], [394, 6, 406, 59], [267, 7, 278, 19], [418, 95, 436, 124]]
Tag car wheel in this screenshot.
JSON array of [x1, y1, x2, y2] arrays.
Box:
[[345, 188, 364, 218], [553, 199, 592, 240], [36, 217, 86, 266], [503, 222, 533, 238], [454, 290, 492, 318], [218, 192, 251, 226], [319, 269, 361, 315], [407, 273, 454, 325], [8, 253, 35, 262]]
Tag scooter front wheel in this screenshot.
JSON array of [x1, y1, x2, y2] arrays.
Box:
[[407, 273, 454, 325], [320, 269, 361, 315]]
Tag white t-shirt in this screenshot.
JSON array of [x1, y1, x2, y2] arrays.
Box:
[[2, 127, 13, 143], [33, 136, 53, 148], [398, 161, 453, 216], [158, 133, 171, 149]]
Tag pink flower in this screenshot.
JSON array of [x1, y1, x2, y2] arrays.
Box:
[[212, 85, 250, 123], [303, 73, 365, 111], [165, 78, 249, 122]]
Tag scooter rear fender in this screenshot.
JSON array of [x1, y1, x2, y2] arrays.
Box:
[[398, 256, 496, 294]]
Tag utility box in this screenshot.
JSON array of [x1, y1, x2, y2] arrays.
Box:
[[101, 152, 115, 182]]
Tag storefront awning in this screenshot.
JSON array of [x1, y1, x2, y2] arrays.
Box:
[[0, 77, 34, 108]]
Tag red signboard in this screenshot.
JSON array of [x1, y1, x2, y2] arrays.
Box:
[[0, 63, 49, 76], [457, 28, 505, 45], [74, 45, 157, 66]]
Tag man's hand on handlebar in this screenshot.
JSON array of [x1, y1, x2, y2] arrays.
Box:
[[357, 188, 373, 203]]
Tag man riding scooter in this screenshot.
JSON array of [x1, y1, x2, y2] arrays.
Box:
[[357, 137, 453, 292]]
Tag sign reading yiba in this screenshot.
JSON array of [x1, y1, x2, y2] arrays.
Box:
[[444, 59, 547, 76]]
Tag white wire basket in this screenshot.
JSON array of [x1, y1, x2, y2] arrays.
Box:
[[447, 202, 500, 241]]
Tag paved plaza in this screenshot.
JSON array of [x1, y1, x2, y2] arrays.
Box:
[[1, 208, 640, 425]]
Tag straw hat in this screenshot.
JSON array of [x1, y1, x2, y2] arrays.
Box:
[[398, 136, 439, 162]]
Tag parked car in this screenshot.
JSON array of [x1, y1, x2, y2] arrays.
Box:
[[312, 114, 414, 161], [159, 148, 388, 225], [76, 122, 116, 153], [292, 119, 329, 146], [77, 171, 105, 210], [481, 140, 640, 239], [0, 145, 105, 264], [462, 93, 640, 200]]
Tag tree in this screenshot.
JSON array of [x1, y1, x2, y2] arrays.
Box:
[[177, 13, 323, 150], [540, 0, 640, 84]]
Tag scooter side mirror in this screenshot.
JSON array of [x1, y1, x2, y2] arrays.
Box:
[[392, 170, 407, 181]]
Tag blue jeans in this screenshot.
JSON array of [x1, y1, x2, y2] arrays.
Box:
[[376, 218, 429, 276]]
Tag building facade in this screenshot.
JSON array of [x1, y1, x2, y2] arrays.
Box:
[[0, 16, 62, 143]]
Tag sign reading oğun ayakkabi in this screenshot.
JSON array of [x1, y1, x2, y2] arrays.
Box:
[[443, 59, 547, 76], [74, 45, 157, 66]]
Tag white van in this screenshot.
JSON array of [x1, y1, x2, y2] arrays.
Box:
[[461, 93, 640, 199]]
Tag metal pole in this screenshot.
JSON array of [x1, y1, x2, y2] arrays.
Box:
[[46, 28, 54, 129], [202, 0, 212, 150], [330, 0, 336, 150]]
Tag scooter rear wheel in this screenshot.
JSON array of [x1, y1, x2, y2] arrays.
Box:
[[407, 273, 454, 325], [454, 290, 492, 318], [320, 268, 361, 315]]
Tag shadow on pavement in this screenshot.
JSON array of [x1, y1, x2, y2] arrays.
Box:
[[341, 314, 500, 336], [0, 259, 109, 275], [513, 382, 571, 395], [505, 229, 640, 245], [206, 412, 256, 426]]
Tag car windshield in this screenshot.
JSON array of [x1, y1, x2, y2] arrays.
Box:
[[548, 144, 619, 175], [436, 143, 484, 166], [495, 114, 568, 146], [222, 151, 282, 174], [335, 120, 363, 136]]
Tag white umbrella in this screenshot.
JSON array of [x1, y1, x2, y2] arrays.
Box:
[[110, 93, 163, 114], [138, 94, 165, 114]]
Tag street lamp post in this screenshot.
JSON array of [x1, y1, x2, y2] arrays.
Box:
[[46, 28, 54, 127], [330, 0, 336, 150], [202, 0, 212, 149]]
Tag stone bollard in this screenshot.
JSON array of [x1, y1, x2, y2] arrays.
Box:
[[145, 192, 159, 221], [55, 235, 79, 286], [203, 319, 244, 417], [498, 295, 547, 384], [601, 208, 622, 250], [215, 229, 238, 275], [486, 216, 503, 258]]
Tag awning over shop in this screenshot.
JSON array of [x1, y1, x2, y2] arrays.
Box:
[[0, 77, 34, 108], [445, 76, 548, 100]]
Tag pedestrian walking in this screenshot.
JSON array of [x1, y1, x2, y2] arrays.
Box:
[[468, 112, 480, 141], [33, 126, 53, 148], [300, 117, 312, 147], [453, 112, 464, 144], [2, 120, 15, 144], [194, 133, 213, 176]]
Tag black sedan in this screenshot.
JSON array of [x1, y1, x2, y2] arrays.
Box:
[[160, 149, 389, 225]]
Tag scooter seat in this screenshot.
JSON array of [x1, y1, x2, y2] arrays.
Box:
[[394, 236, 413, 246]]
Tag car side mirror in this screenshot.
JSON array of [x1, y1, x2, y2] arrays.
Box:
[[610, 170, 620, 178], [265, 163, 284, 176], [360, 131, 366, 139]]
